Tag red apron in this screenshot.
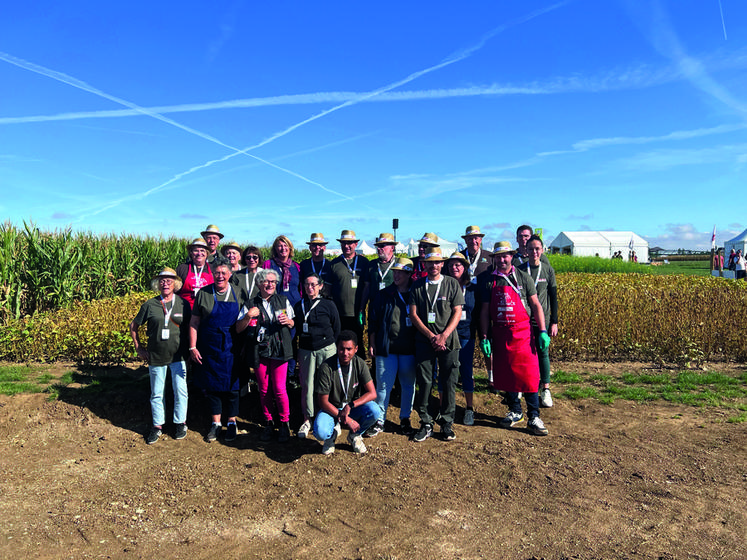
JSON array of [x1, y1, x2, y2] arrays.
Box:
[[490, 273, 539, 392], [178, 265, 214, 309]]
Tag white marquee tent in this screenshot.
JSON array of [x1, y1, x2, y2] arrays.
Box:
[[724, 228, 747, 256], [548, 231, 649, 262], [355, 240, 377, 256]]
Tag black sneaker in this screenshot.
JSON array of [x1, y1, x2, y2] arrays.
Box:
[[278, 422, 291, 443], [206, 422, 221, 443], [225, 422, 238, 442], [413, 423, 433, 442], [442, 423, 456, 441], [174, 423, 188, 440], [260, 423, 274, 442], [399, 418, 414, 436], [363, 421, 384, 438], [146, 427, 162, 445]]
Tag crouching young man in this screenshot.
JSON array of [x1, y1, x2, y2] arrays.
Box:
[[313, 330, 383, 455]]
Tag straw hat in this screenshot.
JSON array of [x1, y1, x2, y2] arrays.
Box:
[[220, 241, 242, 256], [201, 224, 224, 239], [374, 233, 396, 247], [417, 232, 439, 246], [462, 225, 485, 239], [306, 233, 329, 245], [337, 230, 359, 242], [446, 251, 470, 265], [491, 241, 516, 255], [188, 238, 209, 251], [152, 266, 178, 280], [391, 257, 414, 272], [421, 247, 446, 262]]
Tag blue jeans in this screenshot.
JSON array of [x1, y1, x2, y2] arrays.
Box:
[[313, 401, 383, 439], [375, 353, 416, 419], [149, 361, 188, 426], [507, 391, 540, 420]]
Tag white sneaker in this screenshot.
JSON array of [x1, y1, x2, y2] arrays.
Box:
[[540, 388, 553, 408], [528, 416, 549, 436], [463, 409, 475, 426], [321, 423, 341, 455], [297, 419, 311, 438], [347, 432, 367, 454]]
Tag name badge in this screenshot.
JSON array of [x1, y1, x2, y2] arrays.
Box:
[[471, 277, 477, 284], [160, 328, 170, 340], [427, 312, 436, 324], [302, 323, 309, 333], [405, 317, 412, 327], [379, 281, 386, 290], [461, 310, 467, 321], [351, 278, 358, 289]]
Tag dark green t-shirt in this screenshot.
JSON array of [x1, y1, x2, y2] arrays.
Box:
[[133, 295, 191, 366], [517, 261, 557, 324], [367, 258, 396, 302], [410, 275, 465, 350], [315, 355, 372, 410], [193, 285, 242, 319], [329, 255, 370, 317]]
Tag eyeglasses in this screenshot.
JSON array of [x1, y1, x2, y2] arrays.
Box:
[[261, 280, 278, 285], [340, 241, 356, 246], [245, 255, 259, 260], [305, 283, 319, 288], [158, 278, 174, 283]]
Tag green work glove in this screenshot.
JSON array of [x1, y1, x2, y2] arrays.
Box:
[[358, 311, 365, 326], [479, 338, 491, 357], [538, 330, 551, 352]]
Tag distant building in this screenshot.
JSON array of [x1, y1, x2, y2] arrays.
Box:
[[548, 231, 649, 262]]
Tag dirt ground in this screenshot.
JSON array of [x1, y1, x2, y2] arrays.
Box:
[[0, 361, 744, 560]]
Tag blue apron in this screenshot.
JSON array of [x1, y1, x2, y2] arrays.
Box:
[[196, 287, 239, 392]]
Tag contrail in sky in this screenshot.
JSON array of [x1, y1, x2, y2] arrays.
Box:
[[718, 0, 728, 40]]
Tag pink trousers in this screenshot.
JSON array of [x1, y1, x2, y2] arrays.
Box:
[[256, 357, 290, 423]]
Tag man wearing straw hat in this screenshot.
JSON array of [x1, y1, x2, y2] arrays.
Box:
[[479, 241, 551, 436], [411, 232, 439, 280], [329, 230, 370, 358], [201, 224, 229, 271], [367, 232, 398, 303], [130, 267, 191, 444], [409, 247, 464, 442], [300, 233, 333, 297]]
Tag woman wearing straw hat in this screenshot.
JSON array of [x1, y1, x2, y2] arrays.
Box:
[[176, 238, 214, 310], [221, 241, 243, 273], [445, 251, 477, 426], [368, 257, 418, 436], [130, 267, 191, 444]]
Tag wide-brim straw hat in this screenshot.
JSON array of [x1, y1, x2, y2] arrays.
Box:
[[374, 233, 396, 247], [188, 238, 209, 251], [462, 225, 485, 239], [421, 247, 446, 262], [491, 241, 516, 255], [306, 233, 329, 245], [221, 241, 242, 256], [417, 232, 439, 246], [337, 229, 359, 242], [201, 224, 224, 239], [391, 257, 414, 272], [152, 266, 178, 281], [446, 251, 470, 265]]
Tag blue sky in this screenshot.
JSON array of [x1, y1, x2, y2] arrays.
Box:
[[1, 0, 746, 251]]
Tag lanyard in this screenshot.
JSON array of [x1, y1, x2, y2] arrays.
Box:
[[468, 249, 481, 276], [160, 296, 175, 325], [345, 255, 358, 276], [427, 276, 443, 313], [378, 258, 395, 281], [244, 271, 254, 293], [192, 264, 205, 283], [496, 269, 522, 298], [312, 259, 326, 275], [213, 286, 231, 302], [530, 261, 543, 289], [337, 359, 352, 403], [301, 298, 321, 323]]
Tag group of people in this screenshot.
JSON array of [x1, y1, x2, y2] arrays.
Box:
[[727, 249, 746, 279], [130, 223, 559, 455]]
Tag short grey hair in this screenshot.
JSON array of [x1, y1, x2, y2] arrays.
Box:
[[255, 268, 279, 287]]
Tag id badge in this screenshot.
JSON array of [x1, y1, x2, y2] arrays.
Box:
[[379, 281, 386, 290], [302, 323, 309, 333], [160, 328, 170, 340], [351, 277, 358, 289], [471, 277, 477, 285], [427, 312, 436, 324], [405, 316, 412, 327], [461, 310, 467, 321]]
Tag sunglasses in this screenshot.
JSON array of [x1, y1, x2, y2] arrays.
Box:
[[245, 255, 260, 260]]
